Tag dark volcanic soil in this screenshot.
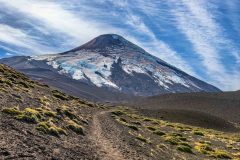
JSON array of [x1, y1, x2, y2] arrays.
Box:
[[1, 64, 240, 160]]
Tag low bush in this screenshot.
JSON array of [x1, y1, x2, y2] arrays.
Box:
[[127, 124, 138, 131], [146, 126, 157, 131], [36, 121, 66, 137], [111, 110, 125, 116], [193, 131, 204, 136], [177, 145, 193, 154], [153, 130, 166, 136], [135, 134, 148, 143], [213, 150, 232, 159], [2, 107, 22, 115], [67, 120, 84, 135], [164, 136, 180, 145], [194, 142, 213, 154], [52, 90, 69, 100]]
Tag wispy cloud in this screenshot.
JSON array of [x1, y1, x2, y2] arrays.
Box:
[[170, 0, 240, 90], [109, 1, 196, 75], [0, 0, 120, 44], [0, 24, 55, 55]]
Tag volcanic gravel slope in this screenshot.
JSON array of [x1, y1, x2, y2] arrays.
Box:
[[1, 64, 240, 160]]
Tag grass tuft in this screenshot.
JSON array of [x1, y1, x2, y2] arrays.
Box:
[[177, 145, 193, 154], [36, 121, 66, 137], [135, 134, 148, 143], [193, 131, 204, 136], [153, 130, 166, 136], [67, 120, 84, 135], [213, 150, 232, 159], [2, 107, 22, 115]]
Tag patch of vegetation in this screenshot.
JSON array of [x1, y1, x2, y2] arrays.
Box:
[[127, 124, 139, 131], [132, 121, 141, 125], [119, 117, 127, 123], [164, 136, 181, 145], [135, 134, 148, 143], [179, 142, 192, 148], [171, 133, 187, 141], [153, 130, 166, 136], [57, 106, 77, 119], [67, 120, 84, 135], [18, 81, 30, 88], [171, 133, 183, 137], [1, 79, 13, 87], [166, 124, 174, 128], [146, 126, 157, 131], [2, 107, 22, 115], [43, 110, 57, 117], [193, 131, 204, 136], [16, 113, 38, 123], [36, 121, 66, 137], [194, 142, 213, 154], [16, 108, 41, 123], [3, 107, 44, 123], [143, 118, 152, 122], [111, 110, 125, 116], [177, 145, 193, 154], [212, 149, 232, 159], [52, 90, 69, 100]]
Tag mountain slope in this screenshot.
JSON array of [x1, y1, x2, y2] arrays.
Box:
[[0, 64, 102, 159], [0, 34, 220, 101], [1, 64, 239, 160], [129, 91, 240, 130]]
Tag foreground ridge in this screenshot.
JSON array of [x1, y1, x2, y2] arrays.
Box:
[[0, 64, 239, 160]]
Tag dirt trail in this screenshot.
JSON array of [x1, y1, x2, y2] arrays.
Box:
[[89, 110, 126, 160]]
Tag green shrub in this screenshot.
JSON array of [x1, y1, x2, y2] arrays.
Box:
[[179, 142, 192, 148], [213, 150, 232, 159], [43, 110, 57, 117], [127, 124, 138, 131], [119, 118, 127, 123], [111, 110, 125, 116], [143, 118, 152, 122], [67, 120, 84, 135], [132, 121, 141, 125], [164, 136, 180, 145], [36, 121, 66, 137], [52, 90, 69, 100], [193, 131, 204, 136], [146, 126, 157, 131], [15, 108, 41, 123], [18, 81, 29, 88], [177, 145, 193, 154], [194, 142, 213, 154], [2, 107, 22, 115], [135, 134, 148, 143], [171, 133, 183, 137], [16, 113, 39, 123], [57, 106, 77, 119], [153, 130, 166, 136]]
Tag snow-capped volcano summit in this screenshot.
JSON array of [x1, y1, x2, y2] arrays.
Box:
[[0, 34, 220, 100]]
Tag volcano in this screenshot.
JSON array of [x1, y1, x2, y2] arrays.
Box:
[[0, 34, 220, 101]]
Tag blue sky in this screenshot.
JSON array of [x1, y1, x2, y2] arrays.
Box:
[[0, 0, 239, 91]]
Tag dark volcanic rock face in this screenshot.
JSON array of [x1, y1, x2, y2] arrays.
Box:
[[0, 34, 220, 100]]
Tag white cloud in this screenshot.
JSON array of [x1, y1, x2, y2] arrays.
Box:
[[170, 0, 240, 90], [115, 5, 196, 75], [0, 24, 55, 55], [5, 52, 13, 56], [0, 0, 120, 45]]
